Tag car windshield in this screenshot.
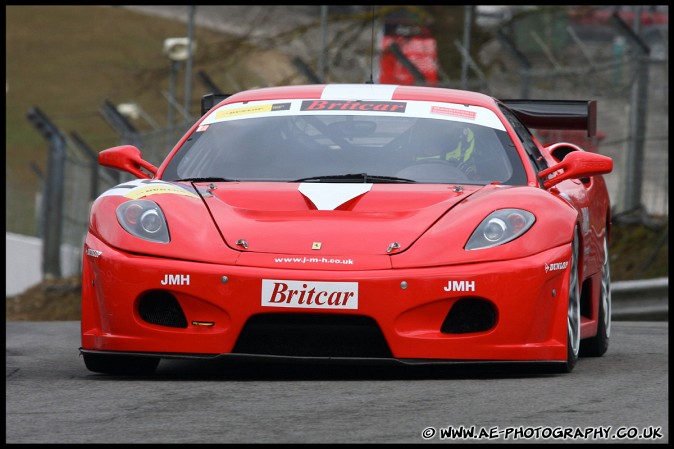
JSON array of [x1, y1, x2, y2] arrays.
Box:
[[162, 99, 527, 185]]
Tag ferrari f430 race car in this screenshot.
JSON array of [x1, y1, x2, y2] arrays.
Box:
[[80, 84, 613, 375]]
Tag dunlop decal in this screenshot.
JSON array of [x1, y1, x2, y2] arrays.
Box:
[[545, 261, 569, 273], [99, 179, 199, 199], [124, 184, 200, 199], [215, 102, 291, 119]]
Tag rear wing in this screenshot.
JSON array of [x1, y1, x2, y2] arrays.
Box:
[[500, 99, 597, 137], [201, 93, 230, 116]]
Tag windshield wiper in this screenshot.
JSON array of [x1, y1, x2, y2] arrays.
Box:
[[292, 173, 416, 183], [174, 177, 239, 183]]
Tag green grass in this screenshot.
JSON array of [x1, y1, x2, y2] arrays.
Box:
[[609, 221, 669, 280], [7, 6, 192, 233]]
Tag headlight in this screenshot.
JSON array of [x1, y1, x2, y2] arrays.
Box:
[[116, 200, 170, 243], [465, 208, 535, 250]]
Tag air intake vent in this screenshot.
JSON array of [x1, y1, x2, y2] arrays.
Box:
[[233, 313, 392, 358], [138, 292, 188, 328], [441, 298, 496, 334]]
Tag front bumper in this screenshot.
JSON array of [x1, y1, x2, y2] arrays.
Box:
[[81, 235, 571, 362]]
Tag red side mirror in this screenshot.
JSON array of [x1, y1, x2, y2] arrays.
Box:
[[538, 150, 612, 189], [98, 145, 158, 179]]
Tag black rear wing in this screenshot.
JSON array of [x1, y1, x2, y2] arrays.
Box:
[[201, 93, 231, 116], [501, 99, 597, 137]]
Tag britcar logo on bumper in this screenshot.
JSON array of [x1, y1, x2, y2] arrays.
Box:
[[262, 280, 358, 309]]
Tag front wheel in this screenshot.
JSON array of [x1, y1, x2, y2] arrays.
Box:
[[83, 352, 160, 376], [556, 227, 581, 373]]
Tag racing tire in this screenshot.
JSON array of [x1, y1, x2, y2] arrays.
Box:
[[83, 352, 160, 376], [580, 235, 611, 357], [556, 227, 581, 373]]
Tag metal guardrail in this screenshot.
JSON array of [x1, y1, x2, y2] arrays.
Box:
[[612, 277, 668, 321]]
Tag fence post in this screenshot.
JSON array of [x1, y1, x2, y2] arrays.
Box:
[[496, 29, 531, 98], [99, 99, 140, 146], [460, 5, 473, 90], [292, 56, 323, 84], [611, 12, 650, 214], [197, 69, 225, 95], [28, 161, 45, 239], [70, 132, 100, 202], [26, 107, 65, 279], [386, 43, 427, 85]]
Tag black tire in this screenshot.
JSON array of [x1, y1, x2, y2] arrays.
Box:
[[555, 227, 581, 373], [580, 235, 611, 357], [83, 352, 160, 376]]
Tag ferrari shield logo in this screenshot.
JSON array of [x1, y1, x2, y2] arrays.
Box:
[[312, 242, 322, 250]]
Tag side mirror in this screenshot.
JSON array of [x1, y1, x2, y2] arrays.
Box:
[[98, 145, 158, 179], [538, 150, 612, 189]]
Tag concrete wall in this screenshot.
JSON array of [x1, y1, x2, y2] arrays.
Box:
[[5, 233, 81, 296]]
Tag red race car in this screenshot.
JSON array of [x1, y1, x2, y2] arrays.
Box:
[[80, 84, 613, 375]]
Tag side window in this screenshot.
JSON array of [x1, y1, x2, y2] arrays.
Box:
[[498, 105, 549, 173]]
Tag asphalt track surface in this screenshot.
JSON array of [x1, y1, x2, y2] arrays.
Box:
[[5, 321, 668, 444]]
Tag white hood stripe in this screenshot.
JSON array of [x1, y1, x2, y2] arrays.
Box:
[[321, 84, 398, 101], [298, 183, 373, 210]]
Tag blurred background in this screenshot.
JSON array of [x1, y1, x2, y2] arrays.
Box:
[[5, 6, 668, 306]]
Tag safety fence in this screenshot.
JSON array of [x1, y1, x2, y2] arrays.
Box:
[[13, 7, 668, 279]]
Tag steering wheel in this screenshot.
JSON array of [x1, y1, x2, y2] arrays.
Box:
[[396, 160, 470, 183]]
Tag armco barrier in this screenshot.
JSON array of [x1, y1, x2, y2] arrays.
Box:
[[612, 277, 668, 321], [4, 229, 668, 321]]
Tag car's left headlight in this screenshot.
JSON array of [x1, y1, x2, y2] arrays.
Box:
[[116, 199, 170, 243], [465, 208, 535, 250]]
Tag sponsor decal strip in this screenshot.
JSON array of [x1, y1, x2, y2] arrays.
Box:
[[98, 179, 199, 199], [204, 98, 504, 130]]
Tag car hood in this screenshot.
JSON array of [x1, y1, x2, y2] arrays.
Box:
[[199, 182, 480, 256]]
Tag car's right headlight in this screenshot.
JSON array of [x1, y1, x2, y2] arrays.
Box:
[[116, 199, 170, 243]]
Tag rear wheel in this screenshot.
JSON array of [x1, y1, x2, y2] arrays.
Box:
[[557, 227, 581, 373], [580, 235, 611, 357], [83, 352, 160, 376]]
